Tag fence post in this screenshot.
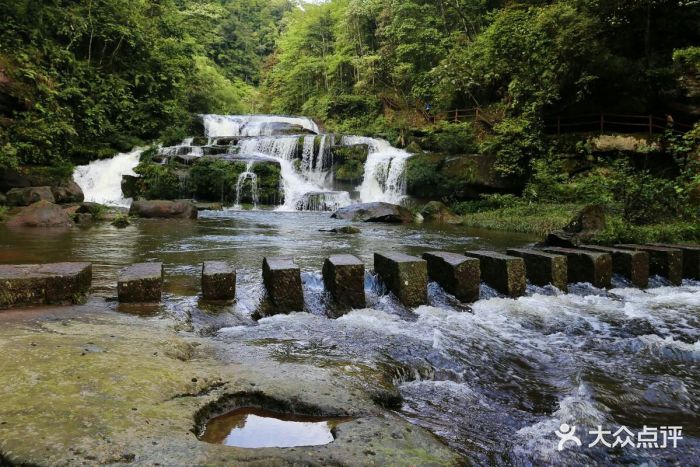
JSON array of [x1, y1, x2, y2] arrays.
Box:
[[600, 113, 605, 134], [454, 109, 459, 123], [475, 107, 480, 124], [648, 114, 653, 136]]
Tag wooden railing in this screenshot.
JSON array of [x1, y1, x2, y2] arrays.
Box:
[[544, 113, 695, 136], [424, 108, 696, 135]]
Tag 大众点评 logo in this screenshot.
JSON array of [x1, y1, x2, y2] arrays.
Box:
[[555, 424, 683, 451]]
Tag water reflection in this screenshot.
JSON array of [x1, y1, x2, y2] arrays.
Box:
[[199, 408, 348, 448]]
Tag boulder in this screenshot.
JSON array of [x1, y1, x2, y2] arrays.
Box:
[[545, 205, 606, 247], [6, 200, 74, 228], [121, 175, 140, 199], [6, 186, 55, 206], [420, 201, 461, 224], [0, 169, 31, 192], [331, 202, 413, 224], [129, 200, 198, 219], [51, 181, 84, 204]]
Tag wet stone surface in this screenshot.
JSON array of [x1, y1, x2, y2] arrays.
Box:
[[117, 262, 163, 303], [464, 250, 526, 297], [322, 254, 366, 312], [423, 251, 480, 302], [374, 252, 428, 307], [543, 247, 613, 289], [580, 245, 650, 289], [263, 256, 304, 314], [616, 244, 683, 286], [202, 261, 236, 302], [508, 248, 568, 292], [0, 262, 92, 308]]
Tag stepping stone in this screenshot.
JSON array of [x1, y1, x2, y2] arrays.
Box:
[[615, 244, 683, 285], [464, 251, 526, 297], [263, 257, 304, 313], [648, 243, 700, 280], [422, 251, 480, 302], [543, 248, 612, 289], [507, 249, 568, 291], [117, 263, 163, 303], [0, 263, 92, 309], [201, 261, 236, 301], [374, 252, 428, 307], [322, 254, 366, 311], [579, 245, 649, 288]]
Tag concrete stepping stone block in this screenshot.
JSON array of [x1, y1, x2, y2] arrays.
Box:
[[374, 252, 427, 307], [648, 243, 699, 280], [322, 254, 366, 311], [464, 251, 526, 297], [543, 248, 612, 289], [202, 261, 236, 301], [0, 262, 92, 309], [263, 256, 304, 313], [615, 244, 683, 285], [422, 251, 480, 302], [507, 248, 568, 291], [117, 263, 163, 303], [579, 245, 649, 288]]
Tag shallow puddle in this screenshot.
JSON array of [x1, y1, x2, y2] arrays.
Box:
[[199, 408, 349, 448]]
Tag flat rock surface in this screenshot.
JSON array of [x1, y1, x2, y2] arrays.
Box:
[[0, 300, 459, 465], [118, 262, 163, 280], [331, 202, 413, 223], [0, 262, 91, 279]]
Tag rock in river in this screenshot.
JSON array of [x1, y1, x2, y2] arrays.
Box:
[[6, 200, 74, 228], [5, 186, 55, 206], [420, 201, 461, 224], [129, 200, 198, 219], [51, 181, 84, 204], [331, 202, 413, 224]]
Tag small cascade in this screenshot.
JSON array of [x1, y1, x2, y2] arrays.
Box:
[[73, 148, 143, 206], [296, 191, 352, 212], [158, 138, 203, 163], [342, 136, 411, 204], [234, 161, 259, 209], [202, 114, 319, 138]]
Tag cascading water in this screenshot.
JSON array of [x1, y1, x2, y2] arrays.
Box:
[[71, 115, 412, 210], [234, 161, 259, 209], [342, 136, 411, 204], [202, 114, 320, 138], [158, 138, 203, 162], [73, 148, 143, 206]]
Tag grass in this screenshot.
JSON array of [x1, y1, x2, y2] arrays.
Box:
[[0, 206, 7, 222], [459, 201, 700, 244], [460, 202, 584, 236]]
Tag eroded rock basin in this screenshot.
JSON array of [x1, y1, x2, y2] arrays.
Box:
[[199, 408, 349, 448]]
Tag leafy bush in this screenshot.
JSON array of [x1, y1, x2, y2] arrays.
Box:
[[133, 163, 185, 200], [480, 116, 545, 176], [418, 122, 477, 154]]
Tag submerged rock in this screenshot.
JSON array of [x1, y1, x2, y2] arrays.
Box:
[[331, 202, 413, 224], [6, 200, 74, 228], [129, 200, 198, 219], [319, 226, 361, 234], [6, 186, 55, 206]]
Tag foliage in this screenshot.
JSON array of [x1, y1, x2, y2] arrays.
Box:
[[417, 122, 478, 155], [0, 0, 290, 167], [406, 154, 477, 202], [133, 163, 185, 200], [459, 201, 585, 236]]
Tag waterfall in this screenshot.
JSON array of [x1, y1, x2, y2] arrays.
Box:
[[238, 136, 325, 211], [158, 138, 203, 162], [202, 114, 319, 138], [73, 148, 143, 206], [342, 136, 411, 204], [234, 161, 259, 209]]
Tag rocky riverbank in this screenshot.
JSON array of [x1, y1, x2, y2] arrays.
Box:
[[0, 299, 459, 465]]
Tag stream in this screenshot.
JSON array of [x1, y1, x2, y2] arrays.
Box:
[[1, 210, 698, 465]]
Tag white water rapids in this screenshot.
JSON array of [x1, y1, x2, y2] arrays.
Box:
[[72, 148, 143, 207], [73, 115, 412, 211]]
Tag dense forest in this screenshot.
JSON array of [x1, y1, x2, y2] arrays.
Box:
[[1, 0, 699, 239]]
